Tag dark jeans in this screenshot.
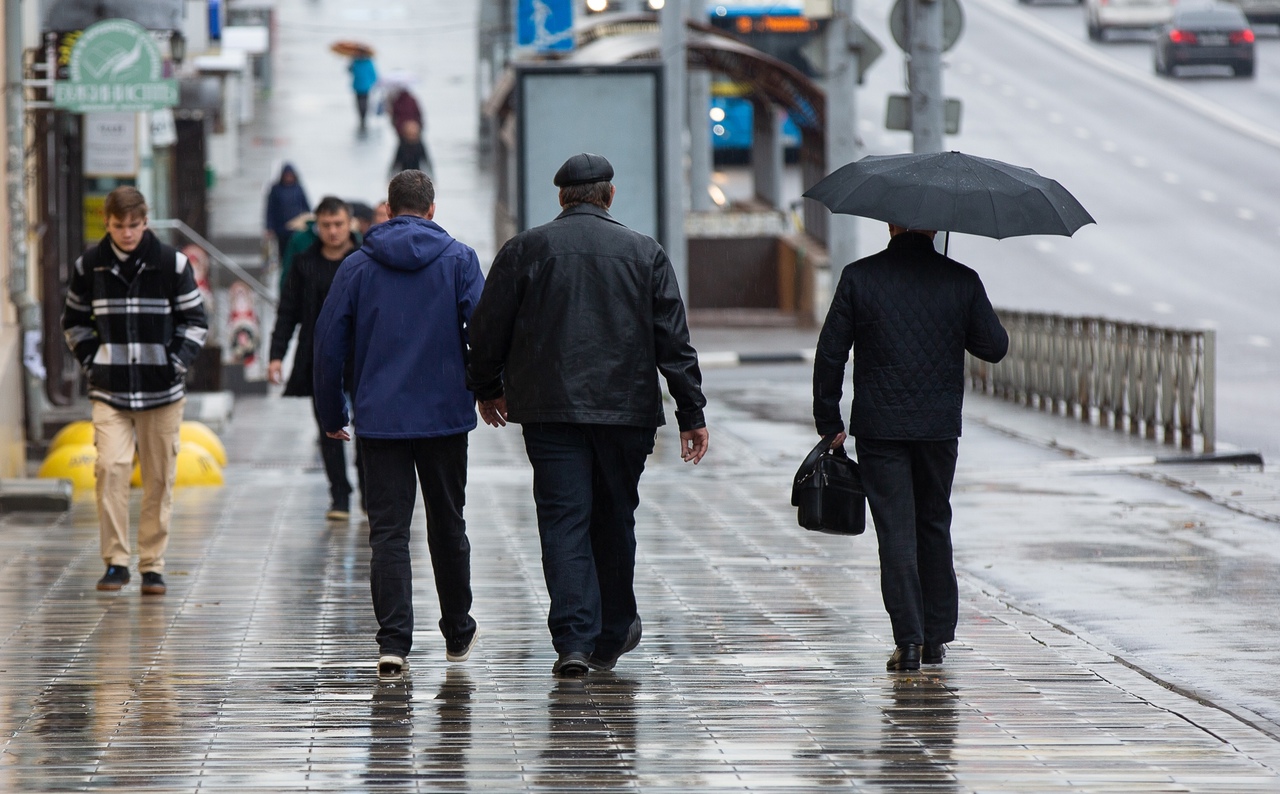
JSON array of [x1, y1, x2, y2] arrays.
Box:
[[358, 433, 475, 657], [355, 91, 369, 127], [521, 423, 655, 656], [855, 437, 960, 648], [312, 397, 364, 510]]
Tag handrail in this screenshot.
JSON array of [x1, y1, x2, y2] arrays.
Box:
[[149, 218, 278, 307], [967, 310, 1216, 453]]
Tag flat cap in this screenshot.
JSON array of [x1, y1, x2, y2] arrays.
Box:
[[553, 153, 614, 187]]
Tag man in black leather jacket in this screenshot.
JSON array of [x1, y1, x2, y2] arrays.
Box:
[[468, 153, 710, 678], [813, 225, 1008, 673]]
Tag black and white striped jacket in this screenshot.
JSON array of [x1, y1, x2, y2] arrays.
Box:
[[62, 230, 209, 411]]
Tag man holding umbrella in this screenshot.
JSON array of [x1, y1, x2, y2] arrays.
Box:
[[807, 151, 1093, 672]]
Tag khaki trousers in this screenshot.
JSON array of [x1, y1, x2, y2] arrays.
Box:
[[91, 398, 185, 573]]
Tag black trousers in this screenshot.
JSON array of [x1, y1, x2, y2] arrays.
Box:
[[521, 423, 655, 656], [358, 433, 475, 657], [855, 437, 960, 648], [312, 397, 364, 510]]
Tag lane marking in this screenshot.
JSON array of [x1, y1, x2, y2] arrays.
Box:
[[1152, 302, 1174, 314], [968, 0, 1280, 151], [1070, 261, 1094, 274], [1236, 208, 1256, 221], [1101, 140, 1119, 152], [1199, 189, 1218, 203], [1163, 172, 1180, 184], [1111, 283, 1134, 295], [1247, 335, 1272, 348], [1131, 155, 1148, 167]]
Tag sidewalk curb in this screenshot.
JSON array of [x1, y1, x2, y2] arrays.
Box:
[[700, 350, 815, 369], [971, 411, 1280, 524], [961, 573, 1280, 770]]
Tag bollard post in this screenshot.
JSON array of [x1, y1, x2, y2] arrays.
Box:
[[1201, 328, 1215, 453]]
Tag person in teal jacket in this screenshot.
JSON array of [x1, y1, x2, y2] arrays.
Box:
[[349, 55, 377, 134]]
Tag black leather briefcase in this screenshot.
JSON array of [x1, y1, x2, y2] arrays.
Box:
[[791, 435, 866, 536]]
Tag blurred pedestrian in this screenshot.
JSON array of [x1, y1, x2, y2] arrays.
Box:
[[313, 170, 484, 680], [373, 201, 390, 225], [265, 163, 310, 260], [350, 201, 376, 235], [269, 196, 364, 520], [349, 53, 377, 134], [390, 119, 433, 177], [812, 224, 1009, 672], [61, 186, 208, 596], [387, 87, 422, 136], [467, 153, 709, 678]]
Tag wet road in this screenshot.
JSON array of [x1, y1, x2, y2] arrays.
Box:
[[3, 392, 1280, 790]]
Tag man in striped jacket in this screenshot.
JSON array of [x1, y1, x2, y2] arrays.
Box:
[[62, 187, 208, 595]]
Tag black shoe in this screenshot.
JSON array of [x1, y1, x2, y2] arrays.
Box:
[[96, 565, 130, 591], [140, 572, 166, 595], [887, 644, 921, 671], [588, 616, 643, 671], [552, 651, 590, 678], [923, 643, 946, 665]]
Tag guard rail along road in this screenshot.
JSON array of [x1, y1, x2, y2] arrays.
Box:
[[966, 310, 1216, 453]]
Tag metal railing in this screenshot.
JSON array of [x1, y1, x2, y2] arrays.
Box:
[[967, 311, 1216, 453], [149, 218, 277, 306]]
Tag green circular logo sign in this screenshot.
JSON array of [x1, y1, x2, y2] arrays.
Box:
[[54, 19, 177, 112], [69, 19, 163, 83]]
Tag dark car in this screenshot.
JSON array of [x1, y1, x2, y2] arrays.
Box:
[[1154, 5, 1256, 77]]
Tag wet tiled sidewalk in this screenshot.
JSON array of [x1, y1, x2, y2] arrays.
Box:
[[2, 394, 1279, 791]]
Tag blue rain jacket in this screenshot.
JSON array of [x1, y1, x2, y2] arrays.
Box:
[[313, 215, 483, 439]]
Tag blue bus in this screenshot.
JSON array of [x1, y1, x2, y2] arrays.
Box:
[[705, 3, 816, 163]]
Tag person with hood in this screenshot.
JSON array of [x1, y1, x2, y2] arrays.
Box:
[[313, 169, 483, 680], [265, 163, 310, 258], [268, 196, 363, 520]]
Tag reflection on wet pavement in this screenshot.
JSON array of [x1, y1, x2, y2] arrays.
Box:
[[0, 395, 1277, 790]]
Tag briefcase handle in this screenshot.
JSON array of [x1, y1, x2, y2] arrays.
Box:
[[792, 434, 849, 506]]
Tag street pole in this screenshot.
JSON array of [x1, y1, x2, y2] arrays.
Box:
[[661, 0, 689, 302], [687, 0, 713, 212], [825, 0, 860, 274], [5, 0, 42, 447], [908, 0, 944, 153]]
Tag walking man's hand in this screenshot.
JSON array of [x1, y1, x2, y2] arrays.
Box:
[[327, 428, 350, 441], [478, 397, 508, 428], [680, 427, 709, 464], [268, 359, 283, 385], [830, 431, 847, 449]]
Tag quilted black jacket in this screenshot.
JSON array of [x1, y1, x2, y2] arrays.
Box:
[[813, 232, 1008, 440], [62, 230, 208, 411], [467, 203, 706, 431]]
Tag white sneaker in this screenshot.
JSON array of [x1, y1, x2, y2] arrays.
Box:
[[445, 629, 479, 663], [378, 654, 407, 679]]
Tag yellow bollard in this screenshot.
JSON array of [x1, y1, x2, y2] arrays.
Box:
[[179, 422, 228, 468], [47, 421, 95, 453], [174, 441, 224, 487], [37, 443, 98, 491]]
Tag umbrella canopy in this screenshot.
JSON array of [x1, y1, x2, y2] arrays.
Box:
[[330, 40, 375, 58], [803, 151, 1095, 239]]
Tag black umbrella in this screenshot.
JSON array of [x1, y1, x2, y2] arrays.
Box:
[[803, 151, 1095, 239]]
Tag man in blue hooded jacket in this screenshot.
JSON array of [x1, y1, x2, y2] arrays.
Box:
[[313, 170, 483, 679]]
